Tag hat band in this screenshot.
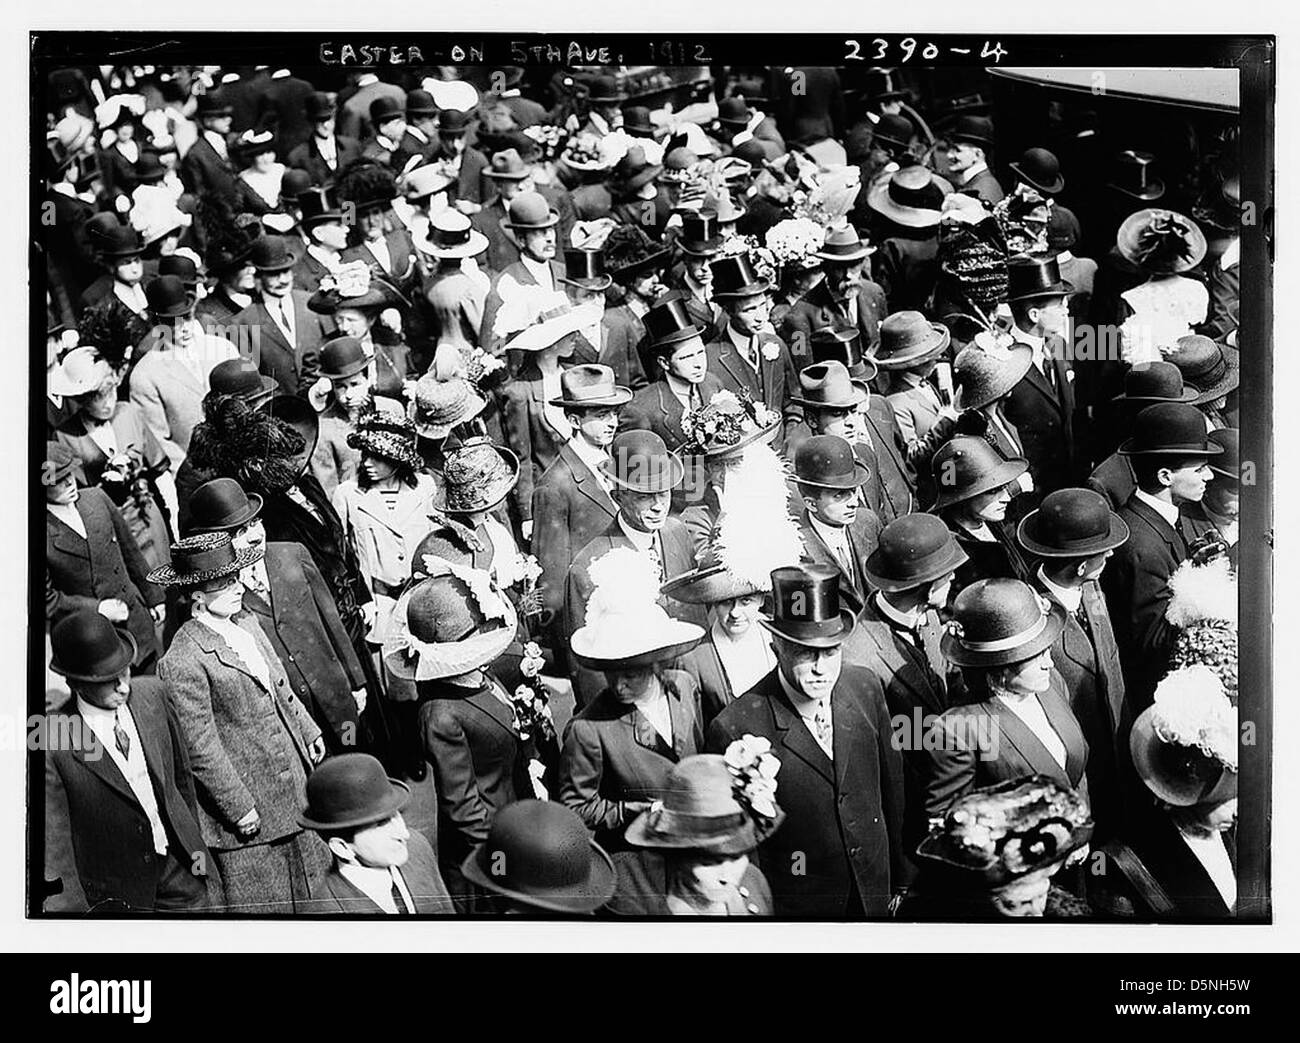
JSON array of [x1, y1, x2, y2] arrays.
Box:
[[1186, 358, 1227, 386], [566, 383, 619, 402], [1039, 528, 1112, 553], [958, 612, 1048, 653], [648, 807, 749, 838], [888, 180, 941, 210]]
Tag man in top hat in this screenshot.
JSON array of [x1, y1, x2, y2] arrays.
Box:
[[181, 92, 239, 205], [665, 210, 727, 340], [232, 235, 329, 396], [704, 252, 800, 454], [1017, 488, 1131, 840], [286, 92, 363, 187], [561, 247, 647, 391], [779, 226, 889, 359], [792, 434, 881, 616], [707, 564, 906, 918], [361, 95, 407, 168], [1100, 402, 1223, 712], [563, 430, 704, 707], [186, 477, 367, 755], [1002, 254, 1081, 502], [300, 753, 454, 914], [43, 610, 210, 913], [129, 275, 240, 470], [944, 115, 1003, 206], [293, 186, 349, 293]]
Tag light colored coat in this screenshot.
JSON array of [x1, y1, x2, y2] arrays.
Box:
[[129, 333, 239, 468]]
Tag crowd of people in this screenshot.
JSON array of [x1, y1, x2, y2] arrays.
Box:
[[41, 62, 1243, 919]]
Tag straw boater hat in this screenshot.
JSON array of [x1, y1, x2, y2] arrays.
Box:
[[438, 436, 520, 515], [409, 375, 487, 440], [347, 402, 424, 471], [929, 436, 1029, 512], [415, 210, 489, 260], [1130, 665, 1238, 807], [570, 548, 704, 673], [940, 578, 1065, 669], [146, 531, 264, 589]]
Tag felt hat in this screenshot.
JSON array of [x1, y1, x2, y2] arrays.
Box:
[[948, 115, 995, 151], [872, 113, 916, 152], [187, 477, 263, 534], [1164, 336, 1239, 404], [208, 358, 277, 405], [195, 93, 233, 119], [505, 191, 560, 230], [135, 152, 167, 184], [1207, 428, 1239, 481], [305, 92, 336, 121], [144, 274, 195, 319], [585, 74, 626, 105], [298, 753, 410, 832], [604, 430, 684, 494], [875, 311, 951, 370], [1116, 209, 1207, 274], [621, 105, 657, 137], [867, 166, 947, 229], [716, 96, 755, 130], [100, 224, 145, 259], [791, 360, 868, 409], [48, 611, 138, 683], [158, 253, 201, 289], [369, 95, 405, 126], [404, 89, 438, 117], [1009, 147, 1065, 195], [547, 363, 632, 410], [484, 148, 532, 181], [1117, 402, 1225, 457], [1016, 488, 1131, 559], [1110, 361, 1200, 404], [760, 564, 856, 648], [940, 578, 1066, 669], [317, 336, 370, 380], [953, 343, 1034, 411], [930, 435, 1029, 511], [815, 223, 876, 262], [147, 530, 265, 589], [437, 109, 472, 136], [248, 234, 298, 273], [299, 186, 344, 228], [864, 513, 969, 593], [609, 145, 663, 196], [793, 434, 870, 490], [1130, 666, 1238, 807], [1046, 205, 1082, 252], [438, 437, 520, 514]]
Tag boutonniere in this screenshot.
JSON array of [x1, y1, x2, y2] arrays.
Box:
[[760, 339, 781, 362]]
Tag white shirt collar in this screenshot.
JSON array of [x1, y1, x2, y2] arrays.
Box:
[[48, 501, 87, 538], [337, 860, 411, 914], [777, 666, 828, 719], [1134, 488, 1181, 527], [808, 514, 850, 555], [568, 436, 609, 478], [617, 514, 656, 551], [519, 253, 554, 289], [407, 125, 429, 143], [1037, 566, 1083, 613], [874, 591, 923, 631], [958, 159, 989, 185]]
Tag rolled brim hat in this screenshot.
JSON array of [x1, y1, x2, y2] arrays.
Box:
[[624, 797, 784, 857], [48, 626, 138, 683], [1016, 506, 1131, 559], [460, 831, 617, 915], [863, 538, 969, 594], [410, 377, 487, 440]]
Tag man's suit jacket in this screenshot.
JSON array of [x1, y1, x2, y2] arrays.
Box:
[[664, 264, 726, 341], [617, 373, 725, 510], [258, 73, 316, 156], [43, 188, 100, 308], [241, 542, 366, 753], [886, 377, 956, 480], [342, 228, 419, 297], [293, 248, 337, 294], [181, 134, 239, 205], [675, 632, 737, 727], [1001, 335, 1078, 501], [390, 127, 440, 177], [842, 596, 951, 719], [44, 677, 210, 912], [498, 369, 570, 526], [558, 670, 704, 846], [337, 80, 406, 143], [797, 507, 882, 617], [1088, 451, 1135, 512], [128, 337, 239, 468], [872, 230, 942, 313], [470, 196, 519, 275], [569, 309, 650, 391], [860, 395, 918, 523], [196, 286, 251, 334], [303, 831, 456, 914], [159, 613, 322, 851], [705, 328, 800, 453], [707, 665, 906, 918], [232, 290, 329, 395], [285, 134, 363, 187], [778, 278, 890, 361], [772, 66, 845, 145], [957, 167, 1005, 206], [45, 487, 163, 668]]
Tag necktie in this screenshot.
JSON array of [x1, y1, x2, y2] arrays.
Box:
[[113, 711, 131, 759], [279, 299, 295, 345], [688, 385, 702, 413], [390, 875, 410, 915], [647, 535, 664, 583], [813, 702, 832, 751]]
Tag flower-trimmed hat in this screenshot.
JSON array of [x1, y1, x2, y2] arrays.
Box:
[[1130, 665, 1238, 807], [438, 436, 520, 515], [347, 401, 423, 471], [679, 388, 780, 460], [308, 262, 407, 314], [940, 578, 1065, 669], [1117, 208, 1208, 275], [146, 531, 264, 589]]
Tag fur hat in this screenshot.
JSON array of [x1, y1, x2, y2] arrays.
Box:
[[186, 394, 310, 495]]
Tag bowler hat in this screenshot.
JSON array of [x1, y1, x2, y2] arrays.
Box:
[[405, 89, 438, 117], [1016, 487, 1130, 559], [948, 114, 995, 151], [709, 253, 770, 300], [1047, 205, 1082, 252], [49, 611, 138, 683], [875, 311, 950, 370], [1005, 254, 1073, 302], [717, 96, 754, 129], [305, 92, 336, 122], [1117, 402, 1224, 457], [560, 248, 612, 292], [810, 327, 878, 382], [318, 336, 371, 380], [760, 564, 856, 648], [1009, 147, 1065, 196], [794, 434, 870, 490], [940, 578, 1065, 669], [195, 93, 233, 119], [187, 477, 264, 534], [815, 224, 875, 263], [1111, 360, 1199, 404], [484, 148, 532, 181], [1108, 150, 1165, 201], [622, 105, 656, 137], [644, 294, 706, 350], [548, 363, 632, 409], [158, 254, 200, 289], [147, 530, 264, 589], [145, 274, 195, 319], [872, 113, 916, 152], [209, 358, 277, 404], [299, 753, 411, 832], [604, 429, 684, 494], [505, 191, 560, 230], [461, 800, 616, 913], [791, 360, 867, 410], [100, 224, 145, 259], [369, 95, 405, 126], [249, 234, 298, 272], [930, 435, 1029, 511], [676, 210, 724, 256], [864, 513, 969, 593], [299, 186, 343, 228], [135, 152, 167, 184], [1207, 428, 1239, 481], [436, 109, 471, 136], [1165, 336, 1239, 404], [586, 74, 626, 105], [953, 343, 1034, 411]]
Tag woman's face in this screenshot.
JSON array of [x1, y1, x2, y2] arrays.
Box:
[[966, 484, 1013, 523], [685, 852, 750, 902], [335, 308, 371, 339], [115, 124, 134, 145], [253, 150, 276, 173], [362, 453, 398, 484], [608, 665, 659, 703], [115, 259, 144, 285], [359, 209, 386, 240], [995, 648, 1054, 697], [195, 574, 244, 619], [334, 371, 371, 410], [711, 593, 763, 638], [79, 381, 119, 423]]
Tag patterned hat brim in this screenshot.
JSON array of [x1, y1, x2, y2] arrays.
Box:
[[146, 544, 265, 588]]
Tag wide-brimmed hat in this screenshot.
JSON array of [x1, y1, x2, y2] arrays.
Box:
[[608, 145, 663, 197], [188, 477, 264, 534], [1006, 255, 1073, 303], [931, 435, 1029, 511], [548, 363, 632, 410], [265, 394, 321, 479], [49, 346, 115, 397], [401, 163, 455, 203], [49, 611, 139, 683], [915, 775, 1093, 887], [1116, 209, 1207, 275], [604, 430, 684, 494], [348, 404, 423, 471], [505, 191, 560, 230], [941, 578, 1066, 669], [867, 166, 947, 229], [875, 311, 950, 370], [308, 266, 406, 315], [1009, 147, 1065, 195], [505, 294, 602, 353], [864, 513, 969, 593], [209, 358, 277, 405], [438, 437, 520, 514], [415, 210, 488, 260], [1111, 361, 1200, 404], [1017, 488, 1130, 559], [808, 327, 878, 383], [791, 360, 867, 410], [1207, 428, 1239, 481], [461, 800, 616, 914], [130, 193, 192, 247], [298, 753, 411, 832], [948, 114, 995, 151], [1164, 336, 1239, 404], [761, 564, 856, 648], [384, 566, 517, 682], [410, 375, 487, 440], [708, 253, 770, 300], [953, 343, 1034, 411], [793, 434, 870, 490], [625, 753, 783, 855], [659, 539, 766, 606], [1117, 402, 1225, 457], [144, 275, 195, 319], [1108, 150, 1165, 201], [147, 531, 265, 589], [1130, 666, 1238, 807], [249, 234, 298, 273], [560, 248, 613, 292], [643, 294, 706, 350]]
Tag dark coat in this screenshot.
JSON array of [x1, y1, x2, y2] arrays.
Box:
[[285, 134, 363, 187], [674, 632, 736, 728], [1088, 451, 1135, 511], [43, 188, 100, 309], [772, 66, 844, 144], [342, 228, 419, 297], [617, 373, 726, 511], [778, 278, 889, 362], [180, 134, 239, 206], [231, 290, 329, 395], [947, 518, 1034, 591], [241, 542, 366, 753], [705, 328, 800, 454], [498, 368, 569, 526], [1001, 335, 1079, 501], [842, 595, 951, 719], [859, 395, 918, 523], [258, 73, 316, 156], [872, 229, 942, 313], [608, 849, 774, 916], [796, 507, 882, 617], [469, 196, 518, 275], [303, 830, 456, 914], [195, 286, 252, 334], [957, 167, 1005, 206], [569, 309, 650, 391], [707, 665, 906, 918], [44, 677, 209, 912]]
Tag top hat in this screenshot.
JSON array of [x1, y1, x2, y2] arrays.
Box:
[[1116, 209, 1208, 275], [416, 210, 489, 260], [1009, 147, 1065, 196], [299, 186, 343, 228], [187, 477, 264, 534], [676, 210, 724, 257], [953, 343, 1033, 411], [867, 166, 948, 229], [708, 253, 771, 300], [1130, 667, 1238, 807], [1047, 205, 1082, 252], [1164, 336, 1239, 404], [369, 95, 405, 126], [548, 363, 632, 410], [404, 89, 438, 117], [643, 294, 706, 350], [1108, 150, 1165, 201], [872, 113, 916, 152], [864, 512, 970, 593], [144, 274, 195, 319], [560, 248, 612, 292], [1005, 254, 1073, 303], [875, 311, 951, 370], [625, 753, 782, 856], [1207, 428, 1239, 481], [195, 93, 233, 119], [135, 152, 167, 184], [101, 225, 145, 259], [815, 224, 875, 263], [940, 578, 1065, 668], [1117, 402, 1225, 457], [298, 753, 410, 832], [318, 336, 370, 380], [810, 327, 878, 382], [605, 429, 684, 494], [586, 74, 626, 105], [930, 435, 1029, 512], [48, 611, 139, 683], [506, 191, 560, 230], [305, 91, 336, 122], [761, 564, 856, 648], [484, 148, 532, 181], [794, 434, 871, 491], [1016, 488, 1131, 559], [158, 253, 201, 288], [717, 96, 754, 129], [249, 234, 298, 272], [791, 360, 868, 410], [461, 800, 616, 914], [948, 114, 995, 151], [622, 105, 657, 137], [438, 437, 520, 514], [1111, 361, 1199, 404], [209, 358, 277, 404], [147, 530, 265, 589]]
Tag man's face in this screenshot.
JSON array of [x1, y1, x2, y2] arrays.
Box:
[[440, 132, 467, 156], [1079, 549, 1114, 582], [811, 405, 858, 441], [229, 263, 257, 293], [805, 486, 858, 528], [573, 406, 620, 449], [712, 593, 764, 638], [311, 220, 349, 252], [945, 141, 981, 174], [523, 227, 556, 261], [115, 259, 144, 285], [46, 473, 79, 505], [232, 518, 266, 554], [685, 255, 712, 284], [1165, 460, 1214, 504], [824, 260, 863, 300], [776, 636, 842, 701], [378, 117, 407, 142], [197, 574, 244, 618], [1028, 296, 1069, 336], [664, 337, 708, 384], [314, 115, 336, 139], [359, 209, 386, 240], [207, 115, 233, 136], [616, 487, 671, 532], [347, 812, 411, 869], [729, 293, 772, 337], [75, 672, 130, 711], [568, 284, 604, 308], [259, 269, 292, 298], [334, 371, 371, 411]]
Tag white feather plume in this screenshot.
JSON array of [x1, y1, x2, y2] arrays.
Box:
[[1167, 555, 1237, 628], [713, 442, 805, 589], [584, 546, 662, 628]]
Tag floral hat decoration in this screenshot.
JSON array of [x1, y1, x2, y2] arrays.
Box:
[[764, 217, 826, 273], [1130, 665, 1238, 808], [1166, 547, 1238, 703], [679, 388, 781, 459], [346, 400, 423, 471]]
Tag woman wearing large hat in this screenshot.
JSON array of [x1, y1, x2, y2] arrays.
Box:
[[1163, 334, 1239, 428], [1116, 208, 1210, 364], [231, 129, 290, 227], [307, 262, 413, 403], [153, 531, 331, 913], [560, 546, 706, 852]]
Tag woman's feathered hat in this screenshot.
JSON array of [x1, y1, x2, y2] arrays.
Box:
[[1117, 208, 1208, 275], [1130, 665, 1238, 807]]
